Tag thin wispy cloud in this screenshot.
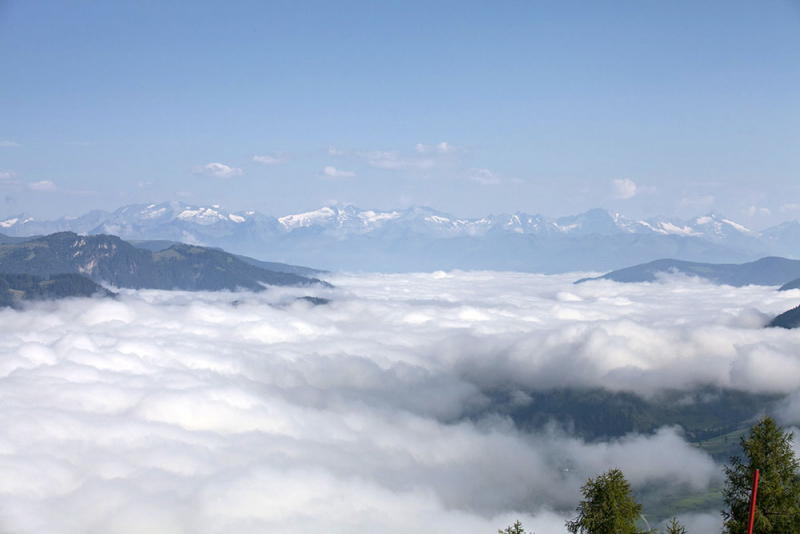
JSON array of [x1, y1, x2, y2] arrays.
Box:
[[253, 153, 288, 166], [611, 178, 638, 199], [742, 205, 771, 217], [415, 141, 457, 154], [0, 170, 17, 182], [470, 168, 501, 185], [679, 195, 715, 211], [194, 162, 244, 179], [27, 180, 57, 192], [0, 140, 21, 147], [365, 150, 437, 170], [329, 143, 462, 172], [321, 166, 355, 178]]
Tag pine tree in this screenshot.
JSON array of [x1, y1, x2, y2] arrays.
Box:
[[722, 415, 800, 534], [664, 517, 686, 534], [566, 468, 643, 534], [498, 520, 527, 534]]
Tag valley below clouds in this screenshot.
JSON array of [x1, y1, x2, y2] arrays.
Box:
[[2, 272, 800, 533]]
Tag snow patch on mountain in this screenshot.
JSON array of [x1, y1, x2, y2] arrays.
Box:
[[279, 207, 337, 229], [142, 207, 166, 219], [1, 201, 797, 273], [0, 202, 767, 243]]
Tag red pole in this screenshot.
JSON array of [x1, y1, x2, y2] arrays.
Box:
[[747, 469, 760, 534]]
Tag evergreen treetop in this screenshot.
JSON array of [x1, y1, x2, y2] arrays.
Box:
[[722, 415, 800, 534], [566, 468, 643, 534]]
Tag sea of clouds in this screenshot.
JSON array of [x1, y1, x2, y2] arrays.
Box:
[[1, 271, 800, 533]]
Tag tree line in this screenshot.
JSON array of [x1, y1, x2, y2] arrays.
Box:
[[499, 415, 800, 534]]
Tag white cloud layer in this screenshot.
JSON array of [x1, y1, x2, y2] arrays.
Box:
[[2, 273, 799, 532], [194, 163, 244, 179]]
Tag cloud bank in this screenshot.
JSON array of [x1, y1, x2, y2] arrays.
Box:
[[2, 273, 800, 532]]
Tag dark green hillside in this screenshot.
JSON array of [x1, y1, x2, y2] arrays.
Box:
[[780, 277, 800, 290], [0, 232, 153, 279], [148, 243, 326, 291], [0, 232, 328, 291], [577, 256, 800, 286], [0, 231, 39, 244], [125, 238, 326, 276], [233, 254, 326, 277], [768, 303, 800, 329], [0, 273, 113, 308], [486, 387, 780, 453]]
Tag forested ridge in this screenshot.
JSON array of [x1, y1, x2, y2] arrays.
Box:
[[486, 387, 780, 458], [0, 231, 328, 291], [0, 273, 112, 308]]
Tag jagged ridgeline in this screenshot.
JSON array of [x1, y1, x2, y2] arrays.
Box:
[[0, 232, 328, 292], [0, 273, 112, 308], [0, 202, 790, 272]]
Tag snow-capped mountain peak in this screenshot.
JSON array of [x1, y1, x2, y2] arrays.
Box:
[[0, 203, 768, 242], [0, 202, 792, 272], [279, 206, 338, 230]]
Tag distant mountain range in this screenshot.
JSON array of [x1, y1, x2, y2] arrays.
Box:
[[0, 232, 327, 292], [3, 201, 800, 272]]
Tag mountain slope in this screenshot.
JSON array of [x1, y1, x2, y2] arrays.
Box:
[[0, 232, 327, 291], [768, 304, 800, 329], [577, 257, 800, 286], [0, 231, 38, 245], [0, 273, 113, 308], [779, 278, 800, 291], [126, 239, 325, 276]]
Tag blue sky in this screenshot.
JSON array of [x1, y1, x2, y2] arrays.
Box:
[[0, 0, 798, 227]]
